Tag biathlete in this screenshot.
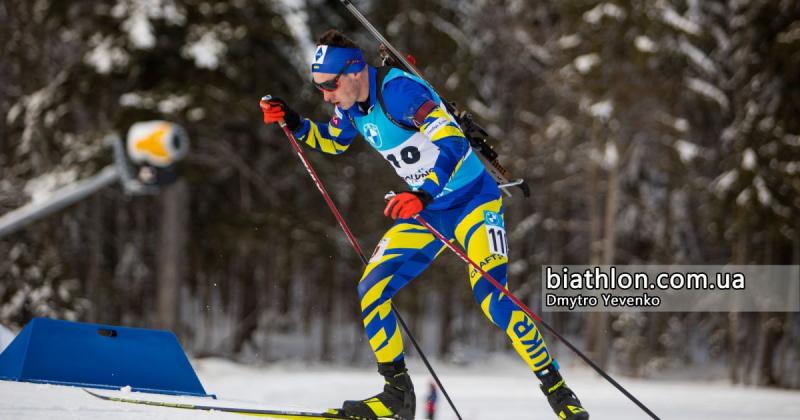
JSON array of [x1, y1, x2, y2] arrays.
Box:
[[260, 29, 589, 420]]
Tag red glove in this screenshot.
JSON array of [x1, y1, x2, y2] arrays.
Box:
[[384, 191, 432, 220], [259, 97, 301, 131]]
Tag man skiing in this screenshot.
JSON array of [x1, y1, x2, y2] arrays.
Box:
[[259, 29, 589, 420]]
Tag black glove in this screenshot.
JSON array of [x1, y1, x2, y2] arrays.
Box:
[[259, 96, 302, 132]]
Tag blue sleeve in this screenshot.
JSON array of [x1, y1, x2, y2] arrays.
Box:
[[382, 77, 434, 127]]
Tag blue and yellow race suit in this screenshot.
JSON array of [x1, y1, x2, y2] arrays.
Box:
[[293, 65, 552, 373]]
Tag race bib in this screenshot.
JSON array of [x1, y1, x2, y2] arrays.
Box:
[[484, 210, 507, 257], [379, 132, 440, 188]]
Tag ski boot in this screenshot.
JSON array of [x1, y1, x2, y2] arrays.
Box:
[[340, 360, 415, 420], [536, 360, 589, 419]]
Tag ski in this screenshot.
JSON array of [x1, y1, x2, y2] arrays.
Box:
[[83, 388, 374, 419]]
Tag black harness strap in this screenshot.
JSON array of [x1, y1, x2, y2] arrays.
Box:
[[351, 66, 439, 133], [375, 66, 418, 131]]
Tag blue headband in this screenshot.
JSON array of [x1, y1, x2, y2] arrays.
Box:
[[311, 45, 366, 74]]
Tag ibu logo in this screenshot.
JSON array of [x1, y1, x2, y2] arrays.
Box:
[[364, 123, 382, 147], [314, 46, 327, 64]]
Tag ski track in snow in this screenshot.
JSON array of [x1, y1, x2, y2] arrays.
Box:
[[1, 357, 799, 419]]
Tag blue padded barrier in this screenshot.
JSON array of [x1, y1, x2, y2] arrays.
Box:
[[0, 317, 210, 397]]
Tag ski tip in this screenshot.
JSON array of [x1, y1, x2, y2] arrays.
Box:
[[82, 388, 101, 397]]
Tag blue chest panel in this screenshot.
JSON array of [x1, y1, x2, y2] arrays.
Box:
[[348, 68, 486, 200], [352, 69, 438, 151]]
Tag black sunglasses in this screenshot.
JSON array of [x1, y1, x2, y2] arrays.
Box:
[[312, 61, 353, 92]]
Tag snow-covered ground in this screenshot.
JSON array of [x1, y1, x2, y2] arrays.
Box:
[[1, 356, 798, 420]]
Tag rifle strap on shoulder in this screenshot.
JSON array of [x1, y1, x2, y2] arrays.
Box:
[[376, 66, 416, 131]]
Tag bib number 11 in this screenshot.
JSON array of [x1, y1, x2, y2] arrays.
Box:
[[483, 210, 507, 257]]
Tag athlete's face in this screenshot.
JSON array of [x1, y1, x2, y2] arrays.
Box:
[[313, 70, 366, 110]]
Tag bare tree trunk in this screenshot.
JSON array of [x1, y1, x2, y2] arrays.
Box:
[[603, 156, 618, 265], [729, 233, 749, 384], [277, 228, 292, 318], [588, 149, 602, 265], [585, 131, 612, 369], [757, 312, 784, 386], [786, 230, 800, 387], [647, 188, 674, 361], [598, 150, 621, 369], [157, 180, 189, 332], [232, 244, 258, 354], [548, 196, 566, 345], [320, 254, 335, 362], [87, 196, 107, 323], [755, 231, 788, 386], [438, 285, 453, 357]]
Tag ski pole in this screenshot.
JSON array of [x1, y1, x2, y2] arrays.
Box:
[[412, 213, 661, 420], [267, 101, 464, 420]]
